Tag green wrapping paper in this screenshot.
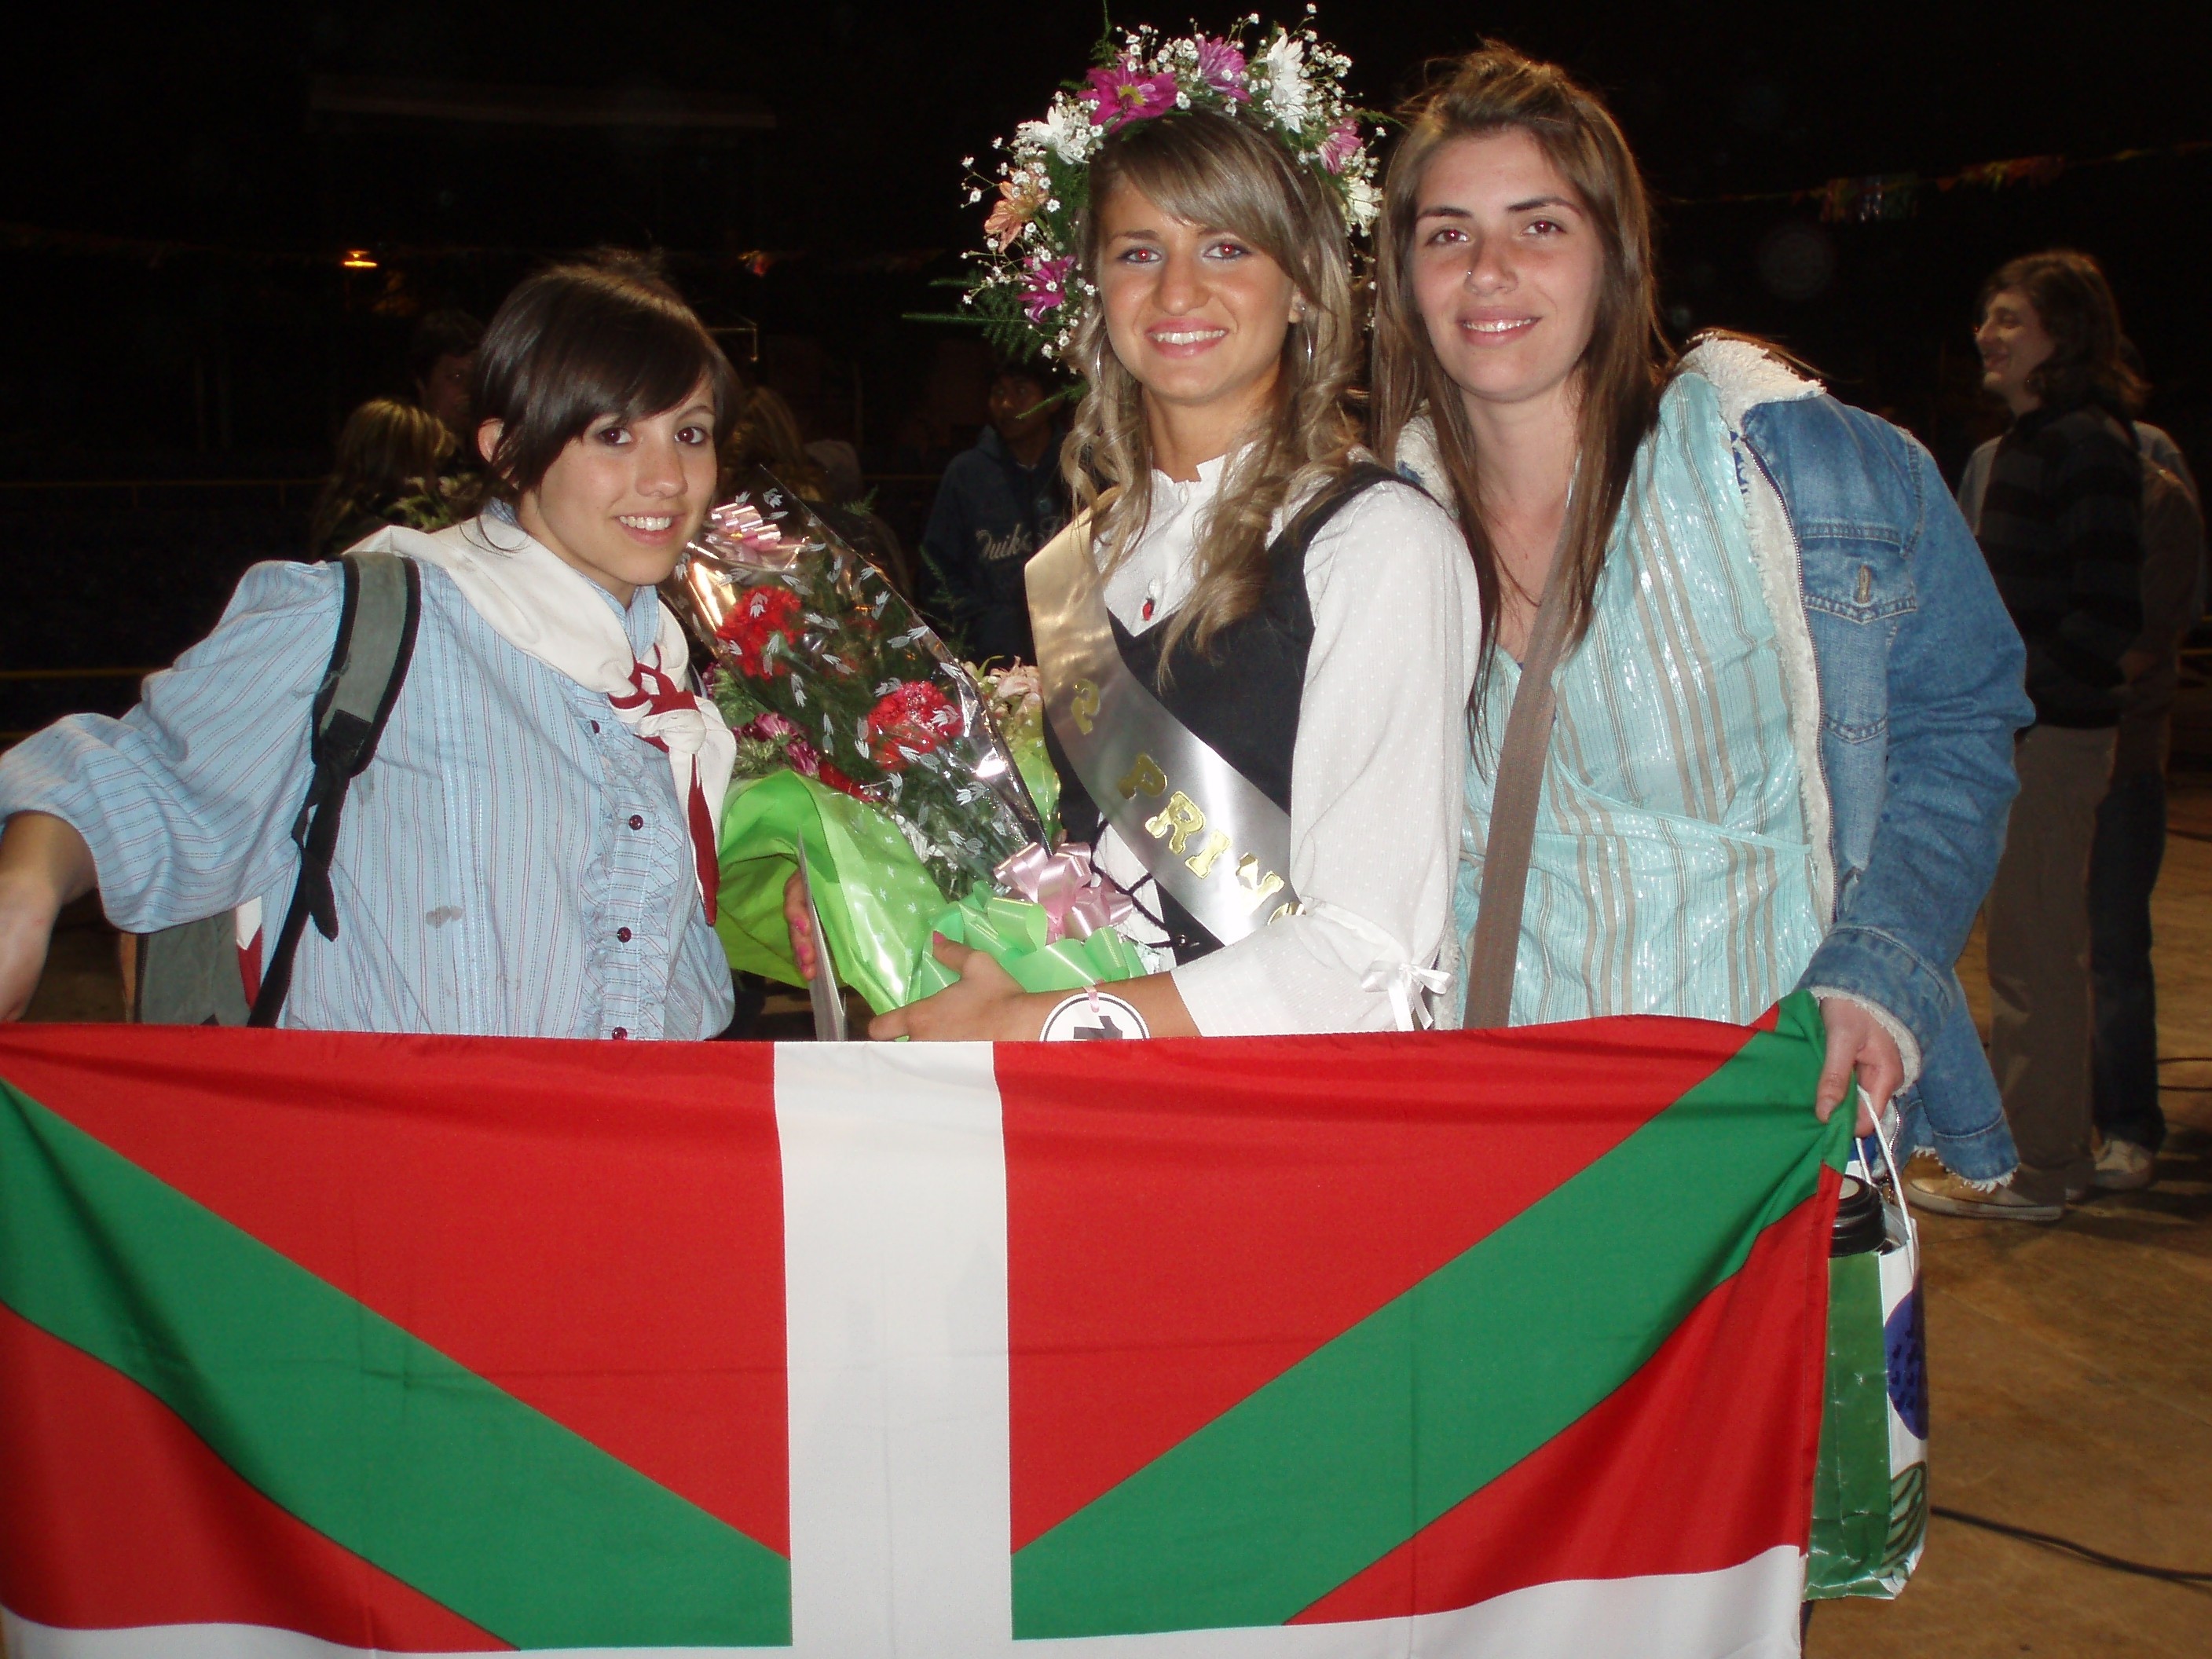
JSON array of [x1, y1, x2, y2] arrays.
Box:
[[906, 889, 1148, 1000], [1011, 742, 1061, 849], [714, 772, 947, 1014], [716, 773, 1145, 1016]]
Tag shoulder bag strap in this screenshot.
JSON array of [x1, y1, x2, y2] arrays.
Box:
[[1461, 517, 1579, 1031]]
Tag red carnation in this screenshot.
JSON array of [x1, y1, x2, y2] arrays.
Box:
[[862, 681, 964, 771], [715, 584, 804, 679]]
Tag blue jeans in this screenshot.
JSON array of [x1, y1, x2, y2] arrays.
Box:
[[2089, 768, 2166, 1151]]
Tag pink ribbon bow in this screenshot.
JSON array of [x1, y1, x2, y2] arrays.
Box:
[[703, 499, 803, 570], [994, 842, 1133, 944]]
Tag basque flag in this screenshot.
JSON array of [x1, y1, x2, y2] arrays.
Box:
[[0, 995, 1844, 1657]]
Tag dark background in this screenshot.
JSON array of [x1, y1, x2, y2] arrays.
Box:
[[2, 0, 2208, 718]]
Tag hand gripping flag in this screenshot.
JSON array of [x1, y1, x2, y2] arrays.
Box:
[[0, 994, 1848, 1658]]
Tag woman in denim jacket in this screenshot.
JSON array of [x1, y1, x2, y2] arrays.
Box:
[[1375, 46, 2033, 1184]]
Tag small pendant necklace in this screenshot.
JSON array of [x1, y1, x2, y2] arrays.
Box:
[[1141, 578, 1160, 623]]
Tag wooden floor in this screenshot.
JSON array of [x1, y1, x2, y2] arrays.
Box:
[[1815, 785, 2212, 1657]]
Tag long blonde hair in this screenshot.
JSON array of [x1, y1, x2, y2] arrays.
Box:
[[1372, 46, 1672, 683], [1063, 108, 1361, 663]]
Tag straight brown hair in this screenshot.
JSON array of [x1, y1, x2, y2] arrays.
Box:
[[472, 254, 741, 502], [1371, 46, 1671, 690], [1979, 248, 2147, 416]]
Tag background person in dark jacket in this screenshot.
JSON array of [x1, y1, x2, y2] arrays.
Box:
[[918, 362, 1067, 663], [1917, 248, 2145, 1220], [1959, 369, 2203, 1194]]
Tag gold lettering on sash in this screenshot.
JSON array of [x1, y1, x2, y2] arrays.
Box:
[[1145, 791, 1207, 855], [1185, 830, 1231, 879], [1118, 753, 1166, 800], [1071, 679, 1101, 735], [1266, 901, 1299, 923], [1236, 852, 1285, 908]]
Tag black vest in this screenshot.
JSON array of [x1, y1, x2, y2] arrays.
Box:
[[1042, 463, 1399, 959]]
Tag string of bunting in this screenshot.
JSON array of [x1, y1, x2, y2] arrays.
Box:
[[1675, 137, 2210, 222], [6, 136, 2206, 264]]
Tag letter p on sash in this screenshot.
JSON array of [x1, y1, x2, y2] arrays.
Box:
[[1118, 754, 1166, 800]]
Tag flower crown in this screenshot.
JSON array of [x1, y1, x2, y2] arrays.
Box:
[[956, 15, 1382, 363]]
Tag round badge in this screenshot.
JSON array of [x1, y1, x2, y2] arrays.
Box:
[[1038, 991, 1150, 1042]]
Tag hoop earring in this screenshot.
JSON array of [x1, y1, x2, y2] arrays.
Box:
[[1297, 318, 1315, 378]]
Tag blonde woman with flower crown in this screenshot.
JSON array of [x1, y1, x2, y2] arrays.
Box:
[[794, 25, 1480, 1040]]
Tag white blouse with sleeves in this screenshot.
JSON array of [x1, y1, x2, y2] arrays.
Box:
[[1090, 456, 1481, 1034]]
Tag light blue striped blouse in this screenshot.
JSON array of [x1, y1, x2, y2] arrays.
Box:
[[1456, 372, 1825, 1027], [0, 552, 735, 1038]]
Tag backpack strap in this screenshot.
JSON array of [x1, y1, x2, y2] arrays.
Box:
[[246, 552, 420, 1027]]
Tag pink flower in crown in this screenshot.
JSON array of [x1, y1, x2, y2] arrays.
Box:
[[1319, 117, 1361, 175], [1083, 61, 1180, 132], [1193, 37, 1251, 101], [1020, 254, 1075, 323]]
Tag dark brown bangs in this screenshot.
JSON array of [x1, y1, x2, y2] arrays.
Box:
[[472, 256, 741, 500]]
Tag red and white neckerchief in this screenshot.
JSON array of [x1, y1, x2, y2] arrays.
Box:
[[350, 517, 737, 924], [609, 652, 723, 921]]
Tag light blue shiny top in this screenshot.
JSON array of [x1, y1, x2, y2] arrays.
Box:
[[0, 552, 734, 1038], [1456, 371, 1823, 1026]]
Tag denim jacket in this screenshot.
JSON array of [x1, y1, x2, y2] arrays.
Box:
[[1400, 339, 2034, 1180], [1719, 342, 2032, 1181]]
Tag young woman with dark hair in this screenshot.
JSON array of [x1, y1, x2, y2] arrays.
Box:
[[1372, 46, 2034, 1188], [0, 257, 742, 1037]]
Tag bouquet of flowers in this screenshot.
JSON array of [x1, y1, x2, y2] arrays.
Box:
[[668, 468, 1046, 897], [665, 469, 1138, 1013]]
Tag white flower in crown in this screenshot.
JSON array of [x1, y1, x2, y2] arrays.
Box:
[[1259, 32, 1312, 128], [1344, 174, 1380, 229], [1017, 98, 1098, 167]]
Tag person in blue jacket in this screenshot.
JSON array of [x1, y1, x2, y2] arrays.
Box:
[[1374, 46, 2033, 1188], [919, 362, 1068, 664], [0, 257, 740, 1038]]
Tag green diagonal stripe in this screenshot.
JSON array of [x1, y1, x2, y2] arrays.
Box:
[[1013, 991, 1849, 1638], [0, 1081, 790, 1649]]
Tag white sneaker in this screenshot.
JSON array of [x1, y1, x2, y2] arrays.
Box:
[[2090, 1137, 2156, 1192]]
